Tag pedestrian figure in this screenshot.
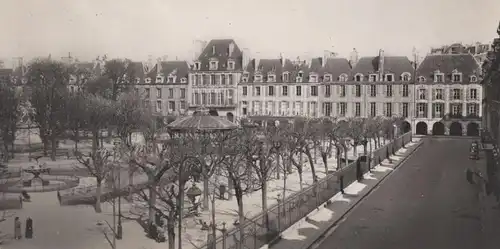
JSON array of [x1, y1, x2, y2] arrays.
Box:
[[14, 217, 21, 240], [25, 217, 33, 239]]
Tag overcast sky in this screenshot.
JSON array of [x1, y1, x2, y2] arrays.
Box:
[[1, 0, 499, 66]]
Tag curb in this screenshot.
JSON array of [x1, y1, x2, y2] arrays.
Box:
[[302, 138, 424, 249]]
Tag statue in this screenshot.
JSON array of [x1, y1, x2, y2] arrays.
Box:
[[497, 21, 500, 36]]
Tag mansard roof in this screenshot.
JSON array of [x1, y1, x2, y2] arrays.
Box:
[[159, 61, 189, 83], [197, 39, 243, 71], [416, 54, 480, 83], [352, 56, 413, 76]]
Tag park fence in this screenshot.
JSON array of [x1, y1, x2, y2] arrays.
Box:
[[202, 132, 413, 249]]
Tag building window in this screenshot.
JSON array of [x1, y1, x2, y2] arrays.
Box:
[[168, 88, 174, 98], [311, 86, 318, 96], [402, 85, 409, 97], [169, 101, 175, 112], [434, 89, 443, 100], [339, 74, 348, 82], [417, 103, 427, 118], [370, 102, 377, 117], [355, 102, 361, 117], [156, 76, 164, 84], [384, 103, 392, 117], [310, 75, 318, 83], [340, 85, 346, 97], [135, 78, 141, 84], [180, 78, 187, 83], [434, 73, 444, 83], [209, 61, 218, 70], [229, 74, 234, 85], [418, 89, 426, 100], [418, 76, 426, 83], [267, 75, 276, 82], [202, 93, 207, 105], [227, 61, 235, 70], [386, 85, 393, 97], [156, 100, 162, 112], [385, 74, 394, 82], [180, 101, 186, 110], [402, 73, 411, 82], [221, 74, 226, 85], [355, 85, 361, 97], [370, 85, 377, 97], [452, 73, 462, 82], [325, 85, 331, 97], [210, 75, 216, 85], [145, 78, 152, 84], [215, 74, 221, 85], [324, 102, 332, 116], [194, 93, 200, 105], [282, 86, 288, 96], [168, 76, 175, 83], [255, 75, 263, 82], [180, 89, 186, 99], [268, 86, 275, 96], [470, 75, 478, 83], [450, 103, 462, 116], [369, 74, 378, 82], [242, 86, 248, 96], [402, 102, 409, 118], [355, 74, 363, 82], [324, 75, 332, 82], [452, 89, 461, 100], [339, 102, 347, 116], [210, 92, 216, 105], [467, 103, 479, 116], [296, 76, 302, 83], [156, 88, 162, 98], [194, 62, 201, 70], [433, 103, 444, 118], [283, 73, 289, 82], [145, 88, 150, 98], [255, 86, 261, 96], [469, 88, 477, 100], [296, 86, 302, 96]]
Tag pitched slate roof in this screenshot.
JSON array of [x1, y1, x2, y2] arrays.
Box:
[[416, 54, 480, 83], [197, 39, 243, 71], [320, 58, 352, 80], [159, 61, 189, 84]]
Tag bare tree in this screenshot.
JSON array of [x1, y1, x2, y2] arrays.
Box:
[[0, 82, 20, 161], [75, 148, 114, 213], [27, 59, 72, 160], [80, 94, 116, 155], [289, 118, 319, 183], [220, 130, 256, 249]]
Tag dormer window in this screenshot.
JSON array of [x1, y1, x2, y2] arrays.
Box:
[[470, 75, 478, 83], [145, 77, 152, 84], [339, 74, 348, 82], [135, 77, 141, 84], [242, 77, 248, 83], [309, 75, 318, 83], [324, 74, 332, 82], [267, 74, 276, 82], [156, 76, 164, 84], [227, 60, 235, 70], [434, 72, 444, 83], [168, 76, 175, 83], [369, 74, 378, 82], [298, 71, 304, 78], [401, 73, 411, 82], [355, 74, 364, 82], [452, 70, 462, 82], [418, 76, 426, 83], [180, 78, 187, 83], [385, 74, 394, 82], [282, 72, 290, 82], [254, 75, 263, 82], [209, 61, 218, 70], [194, 62, 201, 70]]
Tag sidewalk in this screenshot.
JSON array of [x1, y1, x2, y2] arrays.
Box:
[[260, 138, 423, 249]]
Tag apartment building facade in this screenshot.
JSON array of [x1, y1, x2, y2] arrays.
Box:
[[414, 54, 482, 136], [187, 39, 245, 122], [134, 60, 190, 117]]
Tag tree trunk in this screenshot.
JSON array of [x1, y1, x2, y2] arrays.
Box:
[[203, 165, 209, 209], [178, 183, 185, 249], [167, 219, 175, 249], [50, 136, 57, 161], [95, 180, 102, 213], [352, 143, 358, 159], [148, 181, 157, 235], [336, 147, 341, 170], [236, 195, 245, 249], [282, 161, 287, 200], [92, 129, 98, 156], [298, 169, 303, 190], [261, 180, 269, 231], [305, 151, 318, 183], [42, 138, 48, 156], [227, 177, 233, 200], [10, 142, 14, 159], [321, 152, 328, 173]]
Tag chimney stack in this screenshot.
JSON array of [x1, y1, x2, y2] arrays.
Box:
[[212, 45, 216, 55], [322, 50, 332, 67], [349, 48, 359, 67], [242, 48, 251, 70], [378, 49, 385, 78], [228, 42, 235, 57]]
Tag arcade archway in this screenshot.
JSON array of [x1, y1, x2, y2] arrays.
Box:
[[416, 122, 428, 135], [402, 121, 411, 134], [432, 122, 445, 135], [466, 122, 480, 136], [226, 112, 234, 122], [449, 122, 463, 136]]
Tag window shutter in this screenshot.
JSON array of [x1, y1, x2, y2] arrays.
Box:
[[466, 88, 470, 101]]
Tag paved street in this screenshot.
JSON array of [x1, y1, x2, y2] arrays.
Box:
[[316, 137, 500, 249]]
